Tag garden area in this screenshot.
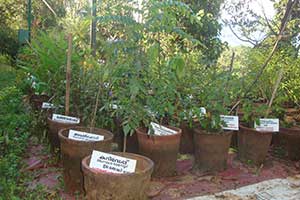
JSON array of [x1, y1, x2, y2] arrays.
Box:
[[1, 0, 300, 199]]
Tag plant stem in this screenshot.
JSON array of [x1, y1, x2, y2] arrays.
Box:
[[90, 84, 101, 129], [123, 134, 127, 152]]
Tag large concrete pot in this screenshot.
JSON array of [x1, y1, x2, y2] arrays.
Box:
[[136, 126, 181, 177], [82, 152, 153, 200], [280, 127, 300, 161], [47, 117, 79, 152], [59, 127, 113, 193], [193, 128, 233, 172], [238, 125, 272, 165]]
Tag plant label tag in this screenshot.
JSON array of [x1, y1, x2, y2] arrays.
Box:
[[68, 130, 104, 142], [52, 114, 80, 124], [110, 104, 119, 110], [89, 151, 137, 174], [150, 122, 177, 136], [42, 102, 55, 109], [255, 118, 279, 132], [200, 107, 206, 115], [220, 115, 239, 130]]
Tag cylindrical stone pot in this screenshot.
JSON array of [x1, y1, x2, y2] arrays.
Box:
[[47, 117, 79, 152], [280, 127, 300, 161], [179, 121, 194, 154], [193, 128, 233, 172], [136, 126, 181, 177], [58, 127, 114, 193], [82, 152, 154, 200], [238, 125, 272, 165]]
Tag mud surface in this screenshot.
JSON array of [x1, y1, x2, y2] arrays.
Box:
[[22, 137, 300, 200]]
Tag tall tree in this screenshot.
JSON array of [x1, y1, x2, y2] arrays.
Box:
[[182, 0, 225, 66]]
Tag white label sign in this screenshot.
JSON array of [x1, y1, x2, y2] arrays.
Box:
[[68, 130, 104, 142], [89, 151, 137, 174], [109, 103, 119, 110], [150, 122, 177, 136], [200, 107, 207, 115], [52, 114, 80, 124], [255, 118, 279, 132], [42, 102, 55, 109], [221, 115, 239, 131]]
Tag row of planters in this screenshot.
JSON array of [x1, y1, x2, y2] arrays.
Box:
[[20, 2, 300, 200], [37, 97, 300, 200]]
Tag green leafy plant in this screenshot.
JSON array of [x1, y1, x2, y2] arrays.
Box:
[[0, 86, 30, 199]]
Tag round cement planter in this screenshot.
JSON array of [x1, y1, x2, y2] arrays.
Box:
[[58, 127, 113, 193], [136, 126, 181, 177], [280, 127, 300, 161], [193, 128, 233, 172], [238, 125, 272, 165], [82, 152, 153, 200], [47, 117, 79, 152]]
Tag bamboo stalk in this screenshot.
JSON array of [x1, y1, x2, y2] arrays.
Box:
[[65, 33, 72, 116], [265, 68, 284, 117]]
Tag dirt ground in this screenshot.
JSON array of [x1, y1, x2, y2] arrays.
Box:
[[22, 138, 299, 200]]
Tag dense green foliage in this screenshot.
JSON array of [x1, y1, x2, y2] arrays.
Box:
[[14, 0, 300, 133], [0, 70, 30, 199], [0, 0, 26, 64], [1, 0, 300, 198]]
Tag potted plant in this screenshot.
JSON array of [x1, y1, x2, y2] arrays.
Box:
[[191, 104, 233, 172], [238, 100, 273, 165], [117, 66, 183, 177], [90, 0, 202, 178]]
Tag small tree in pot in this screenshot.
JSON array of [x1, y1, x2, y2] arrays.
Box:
[[135, 64, 183, 177], [190, 92, 233, 172]]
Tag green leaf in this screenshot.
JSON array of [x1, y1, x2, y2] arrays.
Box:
[[168, 56, 185, 80]]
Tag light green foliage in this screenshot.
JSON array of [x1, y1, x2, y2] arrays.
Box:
[[18, 31, 68, 94]]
